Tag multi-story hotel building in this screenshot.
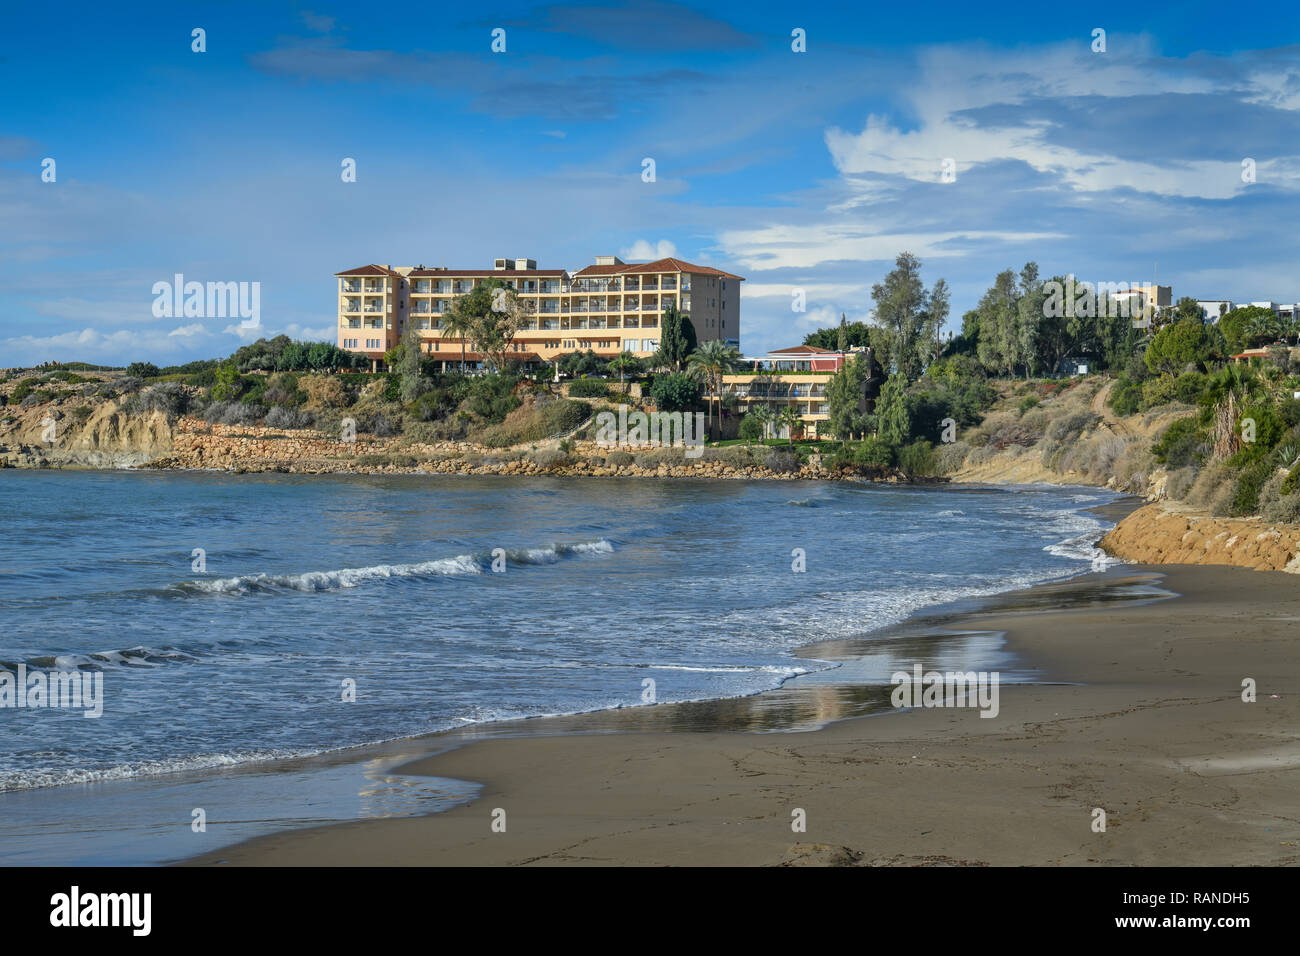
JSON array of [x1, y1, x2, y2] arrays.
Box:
[[335, 255, 743, 370], [711, 345, 879, 440]]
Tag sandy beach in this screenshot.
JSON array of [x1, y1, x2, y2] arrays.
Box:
[[184, 557, 1300, 867]]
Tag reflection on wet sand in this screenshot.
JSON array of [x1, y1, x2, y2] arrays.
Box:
[[431, 570, 1175, 740]]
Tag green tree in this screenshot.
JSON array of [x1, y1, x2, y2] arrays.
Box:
[[747, 403, 774, 442], [877, 373, 909, 445], [648, 371, 701, 411], [1144, 319, 1223, 375], [777, 405, 802, 445], [606, 351, 642, 393], [687, 340, 742, 438], [395, 326, 429, 402], [871, 252, 947, 380], [126, 362, 161, 379], [1219, 305, 1278, 352], [738, 412, 765, 444], [825, 353, 871, 440], [974, 269, 1021, 376], [804, 319, 872, 350], [654, 303, 698, 371], [210, 362, 241, 401]]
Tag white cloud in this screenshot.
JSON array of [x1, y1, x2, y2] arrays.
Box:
[[822, 39, 1300, 201], [619, 239, 678, 261], [720, 224, 1063, 271]]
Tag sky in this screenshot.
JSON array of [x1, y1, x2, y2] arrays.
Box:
[[3, 0, 1299, 366]]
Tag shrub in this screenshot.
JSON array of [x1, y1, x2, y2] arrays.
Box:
[[300, 374, 349, 410], [1183, 461, 1235, 515], [264, 406, 315, 429], [1173, 372, 1207, 405], [1258, 469, 1300, 524], [763, 449, 799, 473], [1140, 374, 1177, 410], [897, 440, 936, 478], [988, 423, 1039, 449], [528, 447, 570, 468], [604, 450, 634, 467], [1109, 377, 1142, 416], [1165, 465, 1198, 502], [853, 437, 894, 469], [71, 405, 93, 424], [121, 382, 191, 420], [1229, 457, 1275, 516], [1018, 395, 1040, 415], [648, 372, 701, 412], [738, 414, 764, 443], [568, 379, 611, 399], [933, 440, 970, 475], [364, 412, 401, 437], [474, 398, 592, 448], [126, 362, 161, 379], [1047, 410, 1099, 443], [202, 401, 267, 426], [1151, 417, 1206, 469]]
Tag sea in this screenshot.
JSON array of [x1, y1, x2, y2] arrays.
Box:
[[0, 469, 1126, 863]]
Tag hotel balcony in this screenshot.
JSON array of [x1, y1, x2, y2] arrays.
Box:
[[661, 278, 677, 290], [623, 278, 640, 291], [342, 281, 361, 293], [642, 279, 659, 291]]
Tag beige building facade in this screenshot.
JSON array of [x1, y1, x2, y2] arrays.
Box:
[[335, 255, 743, 369]]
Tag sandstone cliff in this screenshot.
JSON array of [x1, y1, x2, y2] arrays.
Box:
[[1100, 501, 1300, 573]]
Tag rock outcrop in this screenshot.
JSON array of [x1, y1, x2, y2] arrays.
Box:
[[1100, 501, 1300, 573]]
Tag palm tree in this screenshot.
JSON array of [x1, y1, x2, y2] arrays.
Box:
[[687, 340, 742, 439], [748, 403, 774, 443], [607, 351, 639, 394], [441, 309, 474, 374], [777, 405, 802, 446]]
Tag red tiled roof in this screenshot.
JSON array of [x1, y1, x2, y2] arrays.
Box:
[[769, 345, 834, 354], [408, 269, 567, 277], [334, 264, 400, 277], [573, 257, 744, 280]]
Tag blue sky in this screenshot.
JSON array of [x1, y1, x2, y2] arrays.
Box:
[[3, 0, 1299, 365]]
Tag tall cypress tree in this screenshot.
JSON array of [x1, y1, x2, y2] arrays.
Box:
[[655, 304, 696, 371]]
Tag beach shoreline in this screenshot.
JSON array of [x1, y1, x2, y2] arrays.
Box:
[[180, 546, 1300, 866]]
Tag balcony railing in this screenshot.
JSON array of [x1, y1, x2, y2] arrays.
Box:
[[342, 282, 360, 293]]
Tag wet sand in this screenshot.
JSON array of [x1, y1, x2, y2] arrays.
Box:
[[184, 559, 1300, 866]]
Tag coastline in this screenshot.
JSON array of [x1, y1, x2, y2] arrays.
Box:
[[180, 559, 1300, 866]]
